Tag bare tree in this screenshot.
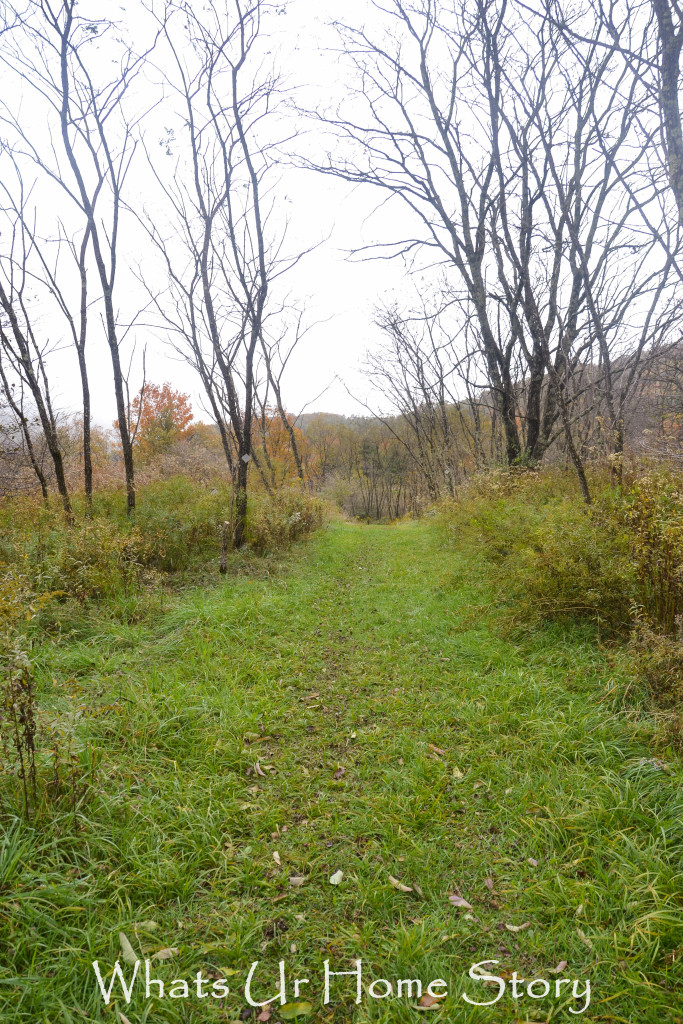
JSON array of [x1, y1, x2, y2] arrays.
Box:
[[0, 359, 49, 501], [0, 156, 95, 502], [304, 0, 680, 500], [141, 0, 309, 546], [1, 0, 160, 512], [0, 198, 72, 515], [549, 0, 683, 226]]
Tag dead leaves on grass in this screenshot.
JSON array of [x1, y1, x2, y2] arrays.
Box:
[[388, 875, 413, 893], [279, 1002, 313, 1019], [154, 947, 179, 960], [448, 894, 473, 909], [416, 991, 447, 1010]]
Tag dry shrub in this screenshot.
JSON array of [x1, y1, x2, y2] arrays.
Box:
[[0, 571, 47, 816], [130, 476, 234, 570], [441, 465, 683, 735], [629, 615, 683, 707], [247, 489, 326, 554], [36, 519, 144, 601], [626, 472, 683, 633], [439, 472, 636, 632]]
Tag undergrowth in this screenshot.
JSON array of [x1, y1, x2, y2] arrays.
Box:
[[439, 464, 683, 737], [0, 520, 681, 1023]]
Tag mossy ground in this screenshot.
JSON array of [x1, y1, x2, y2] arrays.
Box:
[[2, 520, 682, 1022]]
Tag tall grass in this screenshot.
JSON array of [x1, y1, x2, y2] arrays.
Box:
[[439, 464, 683, 735]]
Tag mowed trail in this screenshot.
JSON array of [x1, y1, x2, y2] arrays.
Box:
[[9, 520, 681, 1023], [145, 519, 678, 1021]]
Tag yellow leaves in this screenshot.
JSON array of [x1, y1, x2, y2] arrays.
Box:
[[329, 869, 343, 885], [279, 1002, 313, 1019]]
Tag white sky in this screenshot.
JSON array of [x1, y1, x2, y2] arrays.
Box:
[[2, 0, 416, 427]]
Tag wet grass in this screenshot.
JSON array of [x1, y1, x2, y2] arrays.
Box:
[[1, 520, 682, 1022]]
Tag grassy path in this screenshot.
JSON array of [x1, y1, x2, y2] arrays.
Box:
[[3, 521, 682, 1022]]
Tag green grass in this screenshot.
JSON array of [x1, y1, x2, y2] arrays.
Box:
[[2, 520, 682, 1022]]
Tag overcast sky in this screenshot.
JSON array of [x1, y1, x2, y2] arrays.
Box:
[[3, 0, 420, 427]]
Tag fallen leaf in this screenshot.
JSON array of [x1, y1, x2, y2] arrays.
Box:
[[577, 928, 593, 949], [279, 1001, 313, 1019], [135, 920, 158, 932], [448, 895, 473, 909], [416, 991, 444, 1009], [485, 878, 494, 890], [118, 932, 138, 965], [289, 875, 306, 887], [413, 882, 424, 897], [257, 1010, 272, 1022], [389, 875, 413, 893], [243, 732, 261, 743], [428, 744, 446, 756], [290, 942, 297, 953], [349, 731, 357, 739], [575, 902, 584, 917], [154, 947, 179, 961], [505, 922, 531, 932], [333, 767, 346, 780], [452, 767, 464, 779], [549, 961, 568, 974], [527, 858, 538, 867], [398, 757, 405, 765], [273, 851, 281, 866], [255, 762, 266, 777], [329, 869, 343, 885], [117, 1013, 133, 1024]]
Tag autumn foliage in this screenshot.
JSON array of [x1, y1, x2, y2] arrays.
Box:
[[121, 383, 194, 461]]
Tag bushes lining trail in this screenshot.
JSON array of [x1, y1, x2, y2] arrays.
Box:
[[1, 518, 681, 1022]]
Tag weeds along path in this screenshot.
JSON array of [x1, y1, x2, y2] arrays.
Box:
[[5, 520, 682, 1022]]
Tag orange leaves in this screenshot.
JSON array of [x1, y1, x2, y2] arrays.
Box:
[[118, 381, 194, 460]]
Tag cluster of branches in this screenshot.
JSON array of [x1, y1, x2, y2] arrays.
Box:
[[305, 0, 683, 501], [2, 0, 683, 529], [0, 0, 307, 545]]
